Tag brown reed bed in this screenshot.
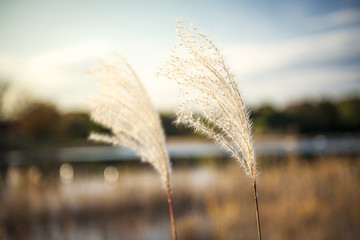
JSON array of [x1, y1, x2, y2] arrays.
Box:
[[1, 156, 359, 240]]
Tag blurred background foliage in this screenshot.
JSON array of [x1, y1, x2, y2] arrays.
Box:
[[251, 98, 360, 134], [1, 81, 359, 152]]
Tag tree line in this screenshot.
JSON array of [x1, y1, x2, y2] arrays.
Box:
[[0, 95, 359, 151]]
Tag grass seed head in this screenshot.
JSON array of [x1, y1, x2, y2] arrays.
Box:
[[161, 18, 256, 180], [89, 53, 171, 187]]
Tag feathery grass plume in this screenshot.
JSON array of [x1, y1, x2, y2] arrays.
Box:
[[160, 18, 262, 240], [89, 53, 177, 240]]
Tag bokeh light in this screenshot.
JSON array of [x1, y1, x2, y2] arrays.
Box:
[[60, 163, 74, 184], [104, 166, 119, 184]]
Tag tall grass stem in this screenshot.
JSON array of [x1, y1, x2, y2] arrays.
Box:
[[166, 184, 177, 240], [253, 181, 262, 240]]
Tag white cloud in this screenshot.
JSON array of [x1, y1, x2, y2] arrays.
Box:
[[0, 39, 177, 112], [218, 24, 360, 108], [241, 66, 360, 107], [18, 40, 113, 87], [305, 8, 360, 31], [0, 40, 114, 110], [0, 55, 22, 80], [223, 26, 360, 77]]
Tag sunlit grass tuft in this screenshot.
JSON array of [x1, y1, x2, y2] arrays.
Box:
[[88, 53, 177, 239]]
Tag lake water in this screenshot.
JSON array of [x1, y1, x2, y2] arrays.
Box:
[[4, 135, 360, 164]]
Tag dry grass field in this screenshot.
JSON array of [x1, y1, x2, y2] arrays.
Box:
[[1, 156, 359, 240]]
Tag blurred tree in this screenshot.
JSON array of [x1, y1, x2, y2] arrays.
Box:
[[13, 105, 108, 145], [316, 101, 339, 132], [0, 81, 10, 152], [251, 105, 288, 134], [336, 98, 360, 132], [287, 102, 337, 133], [15, 103, 60, 141], [285, 102, 316, 133], [0, 81, 8, 120], [283, 99, 357, 134], [58, 113, 89, 140]]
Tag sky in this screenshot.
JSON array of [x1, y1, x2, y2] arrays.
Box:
[[0, 0, 360, 113]]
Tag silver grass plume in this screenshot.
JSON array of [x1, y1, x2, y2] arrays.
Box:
[[89, 53, 170, 186], [89, 53, 177, 240], [160, 18, 256, 181], [160, 18, 261, 240]]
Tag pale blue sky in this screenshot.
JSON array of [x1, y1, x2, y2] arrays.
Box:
[[1, 0, 360, 113]]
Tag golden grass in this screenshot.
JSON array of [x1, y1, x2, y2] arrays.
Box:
[[2, 157, 360, 240]]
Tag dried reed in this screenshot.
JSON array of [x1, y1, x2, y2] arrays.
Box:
[[160, 18, 261, 240], [89, 53, 177, 240]]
